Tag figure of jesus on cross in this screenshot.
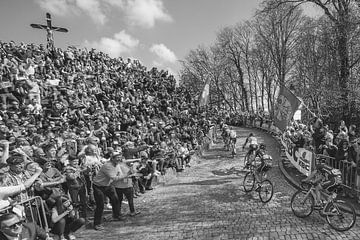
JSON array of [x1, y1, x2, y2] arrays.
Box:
[[31, 13, 68, 52]]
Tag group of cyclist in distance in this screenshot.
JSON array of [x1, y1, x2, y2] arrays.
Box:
[[221, 124, 272, 191], [220, 123, 342, 207]]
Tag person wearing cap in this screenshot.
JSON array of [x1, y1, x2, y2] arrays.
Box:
[[91, 151, 125, 231], [33, 155, 66, 201], [1, 154, 42, 202], [0, 212, 53, 240], [0, 161, 42, 202]]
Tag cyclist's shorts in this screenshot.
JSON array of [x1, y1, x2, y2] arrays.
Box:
[[256, 162, 271, 173], [321, 178, 336, 191], [249, 144, 258, 151], [230, 137, 237, 144]]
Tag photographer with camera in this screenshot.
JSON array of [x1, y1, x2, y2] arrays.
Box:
[[48, 196, 85, 240]]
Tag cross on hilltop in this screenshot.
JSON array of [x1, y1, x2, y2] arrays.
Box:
[[30, 13, 69, 52]]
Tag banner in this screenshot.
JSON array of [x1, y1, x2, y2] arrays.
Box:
[[199, 82, 210, 107], [280, 134, 314, 176], [274, 86, 301, 131]]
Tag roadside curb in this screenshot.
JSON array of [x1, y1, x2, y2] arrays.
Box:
[[278, 158, 301, 190]]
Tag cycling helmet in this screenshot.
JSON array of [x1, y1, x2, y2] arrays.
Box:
[[259, 143, 266, 150]]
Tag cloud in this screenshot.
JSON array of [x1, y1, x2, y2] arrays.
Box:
[[150, 43, 177, 63], [75, 0, 107, 25], [35, 0, 106, 25], [34, 0, 172, 28], [84, 30, 139, 57], [124, 0, 172, 28], [35, 0, 77, 16]]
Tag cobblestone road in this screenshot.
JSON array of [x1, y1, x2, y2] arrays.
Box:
[[77, 127, 360, 240]]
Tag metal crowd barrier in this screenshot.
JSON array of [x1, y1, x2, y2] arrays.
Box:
[[0, 196, 49, 232]]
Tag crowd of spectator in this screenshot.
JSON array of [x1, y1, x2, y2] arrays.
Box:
[[0, 40, 214, 240], [284, 118, 360, 199]]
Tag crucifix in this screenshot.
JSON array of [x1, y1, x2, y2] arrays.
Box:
[[30, 12, 69, 52]]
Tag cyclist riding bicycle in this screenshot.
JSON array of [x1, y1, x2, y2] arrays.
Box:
[[254, 143, 272, 173], [301, 159, 342, 209], [247, 143, 272, 190], [222, 125, 231, 149], [242, 133, 258, 161], [229, 127, 237, 146]]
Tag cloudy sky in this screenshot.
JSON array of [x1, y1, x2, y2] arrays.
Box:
[[0, 0, 319, 78]]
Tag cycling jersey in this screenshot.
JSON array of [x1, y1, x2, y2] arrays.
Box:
[[254, 149, 272, 173], [247, 136, 258, 145], [229, 130, 237, 139]]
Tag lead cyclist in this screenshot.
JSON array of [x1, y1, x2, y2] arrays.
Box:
[[242, 132, 258, 165]]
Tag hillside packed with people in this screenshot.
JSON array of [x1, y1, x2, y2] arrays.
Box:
[[0, 40, 215, 239]]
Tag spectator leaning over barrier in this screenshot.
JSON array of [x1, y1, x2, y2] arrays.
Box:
[[92, 151, 123, 231], [0, 212, 53, 240], [1, 154, 36, 202], [112, 151, 141, 217], [348, 125, 357, 143], [334, 140, 349, 170], [320, 134, 338, 158], [0, 162, 42, 208]]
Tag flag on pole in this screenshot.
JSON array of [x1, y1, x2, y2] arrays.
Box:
[[199, 81, 210, 107], [274, 86, 301, 130]]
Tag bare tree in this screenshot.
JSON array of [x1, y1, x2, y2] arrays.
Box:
[[216, 26, 250, 112], [262, 0, 360, 120]]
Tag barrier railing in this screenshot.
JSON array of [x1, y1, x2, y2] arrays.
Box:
[[0, 196, 49, 232]]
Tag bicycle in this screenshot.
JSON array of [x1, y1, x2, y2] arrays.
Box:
[[290, 181, 356, 232], [242, 163, 274, 203]]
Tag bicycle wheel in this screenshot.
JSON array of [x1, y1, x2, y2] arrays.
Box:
[[290, 190, 314, 218], [258, 179, 274, 203], [325, 200, 356, 232], [243, 172, 255, 192]]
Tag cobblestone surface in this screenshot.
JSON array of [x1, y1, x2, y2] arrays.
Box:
[[76, 127, 360, 240]]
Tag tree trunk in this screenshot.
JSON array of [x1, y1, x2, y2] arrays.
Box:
[[337, 20, 350, 121]]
